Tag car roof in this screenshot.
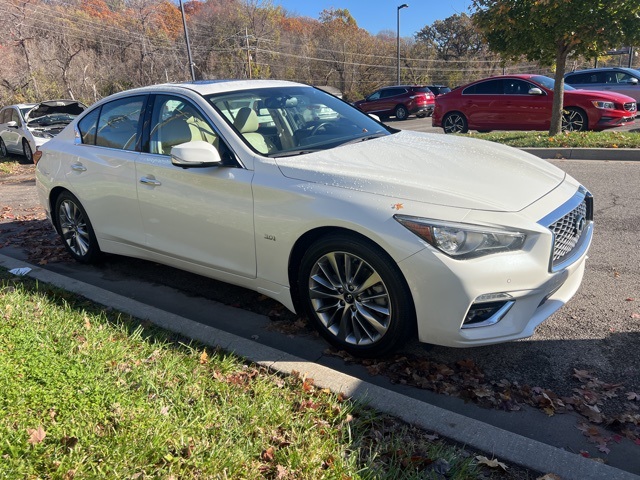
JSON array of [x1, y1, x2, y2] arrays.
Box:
[[113, 79, 305, 97], [565, 67, 640, 76]]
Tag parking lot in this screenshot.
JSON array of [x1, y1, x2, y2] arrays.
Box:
[[0, 127, 639, 472]]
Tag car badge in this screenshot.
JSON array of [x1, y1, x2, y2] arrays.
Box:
[[575, 215, 586, 235]]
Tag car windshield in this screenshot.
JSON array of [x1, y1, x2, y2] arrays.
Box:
[[531, 75, 575, 91], [27, 113, 78, 127], [206, 86, 390, 157]]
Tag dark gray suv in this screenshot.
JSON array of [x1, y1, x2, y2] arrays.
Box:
[[565, 67, 640, 102]]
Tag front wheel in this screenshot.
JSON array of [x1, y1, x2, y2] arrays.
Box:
[[54, 191, 102, 263], [298, 234, 415, 357], [0, 138, 7, 157], [562, 108, 588, 132], [394, 105, 409, 120], [442, 112, 468, 134]]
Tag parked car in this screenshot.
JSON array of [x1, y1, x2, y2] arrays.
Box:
[[565, 67, 640, 103], [36, 79, 593, 357], [353, 85, 435, 120], [433, 74, 636, 133], [426, 85, 452, 96], [0, 100, 86, 162]]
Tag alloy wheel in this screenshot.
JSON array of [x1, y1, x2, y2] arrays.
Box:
[[58, 199, 91, 258], [308, 251, 391, 347]]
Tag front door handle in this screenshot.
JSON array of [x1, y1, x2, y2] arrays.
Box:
[[71, 163, 86, 172], [140, 176, 161, 187]]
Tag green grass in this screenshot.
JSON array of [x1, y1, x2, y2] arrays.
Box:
[[0, 270, 525, 479], [464, 130, 640, 148]]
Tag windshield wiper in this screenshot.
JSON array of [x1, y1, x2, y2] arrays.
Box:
[[338, 132, 387, 147], [270, 149, 322, 158]]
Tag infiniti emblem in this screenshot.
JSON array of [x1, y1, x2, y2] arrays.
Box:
[[575, 215, 586, 235]]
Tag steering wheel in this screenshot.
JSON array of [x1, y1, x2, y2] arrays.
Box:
[[309, 122, 333, 136]]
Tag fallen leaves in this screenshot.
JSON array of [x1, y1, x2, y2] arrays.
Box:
[[475, 455, 508, 471], [27, 426, 46, 445]]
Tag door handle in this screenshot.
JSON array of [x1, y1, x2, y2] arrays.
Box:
[[71, 163, 86, 172], [140, 176, 161, 187]]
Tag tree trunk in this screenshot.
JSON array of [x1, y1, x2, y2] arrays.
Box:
[[549, 43, 569, 136]]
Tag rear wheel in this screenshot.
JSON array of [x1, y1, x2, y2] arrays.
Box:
[[54, 191, 102, 263], [394, 105, 409, 120], [562, 108, 587, 132], [442, 112, 468, 134], [0, 138, 7, 157], [298, 234, 415, 357], [22, 139, 33, 163]]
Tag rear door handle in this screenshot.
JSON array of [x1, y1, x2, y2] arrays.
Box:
[[71, 163, 86, 172]]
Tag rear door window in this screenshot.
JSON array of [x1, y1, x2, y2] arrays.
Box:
[[95, 96, 145, 151]]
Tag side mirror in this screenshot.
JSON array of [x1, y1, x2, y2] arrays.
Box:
[[528, 87, 544, 95], [6, 121, 18, 128], [629, 77, 639, 85], [171, 141, 223, 168]]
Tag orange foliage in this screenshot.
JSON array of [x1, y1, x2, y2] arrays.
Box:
[[155, 0, 183, 40], [80, 0, 112, 21]]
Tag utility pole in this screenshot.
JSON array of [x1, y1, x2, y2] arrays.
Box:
[[245, 27, 252, 79], [179, 0, 196, 81]]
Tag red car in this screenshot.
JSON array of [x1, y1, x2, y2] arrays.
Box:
[[354, 85, 435, 120], [433, 74, 637, 133]]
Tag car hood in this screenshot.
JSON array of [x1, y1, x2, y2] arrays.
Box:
[[275, 131, 566, 212], [565, 88, 636, 104], [25, 99, 86, 122]]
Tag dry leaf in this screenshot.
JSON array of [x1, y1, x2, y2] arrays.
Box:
[[261, 446, 275, 462], [537, 474, 562, 480], [199, 349, 209, 364], [27, 426, 46, 444], [475, 455, 508, 471]]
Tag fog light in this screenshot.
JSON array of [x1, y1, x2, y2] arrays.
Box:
[[462, 297, 515, 329]]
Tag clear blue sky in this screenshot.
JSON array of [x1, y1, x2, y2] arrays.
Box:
[[273, 1, 474, 37]]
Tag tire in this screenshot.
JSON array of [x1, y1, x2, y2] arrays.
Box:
[[22, 139, 33, 163], [442, 112, 468, 134], [298, 234, 415, 357], [394, 105, 409, 120], [562, 107, 588, 132], [0, 138, 7, 157], [54, 191, 102, 263]]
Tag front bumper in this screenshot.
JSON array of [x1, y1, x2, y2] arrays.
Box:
[[399, 186, 593, 348]]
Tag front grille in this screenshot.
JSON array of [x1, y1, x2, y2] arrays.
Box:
[[624, 102, 637, 113], [547, 194, 592, 269]]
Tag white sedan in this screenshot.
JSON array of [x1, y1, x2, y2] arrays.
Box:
[[35, 80, 593, 356]]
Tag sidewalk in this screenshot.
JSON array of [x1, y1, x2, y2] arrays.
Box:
[[522, 147, 640, 161], [1, 252, 638, 480]]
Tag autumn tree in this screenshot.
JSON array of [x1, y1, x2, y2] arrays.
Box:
[[472, 0, 640, 136]]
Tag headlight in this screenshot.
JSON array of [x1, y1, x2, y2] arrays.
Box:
[[394, 215, 526, 259], [591, 100, 615, 110], [31, 130, 54, 139]]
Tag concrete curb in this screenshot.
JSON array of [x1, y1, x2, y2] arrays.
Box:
[[522, 147, 640, 161], [1, 252, 638, 480]]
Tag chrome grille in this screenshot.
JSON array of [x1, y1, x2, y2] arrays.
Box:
[[624, 102, 637, 113], [548, 198, 588, 267]]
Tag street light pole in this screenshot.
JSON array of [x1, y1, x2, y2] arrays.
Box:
[[397, 4, 408, 85]]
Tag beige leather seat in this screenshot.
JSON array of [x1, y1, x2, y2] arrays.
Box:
[[233, 107, 273, 154], [159, 114, 193, 155]]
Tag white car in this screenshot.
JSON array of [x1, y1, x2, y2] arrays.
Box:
[[35, 80, 593, 356], [0, 100, 86, 162]]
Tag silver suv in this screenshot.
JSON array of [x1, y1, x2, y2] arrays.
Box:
[[565, 67, 640, 103]]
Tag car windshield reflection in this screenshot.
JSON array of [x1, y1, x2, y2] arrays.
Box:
[[206, 87, 390, 157]]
